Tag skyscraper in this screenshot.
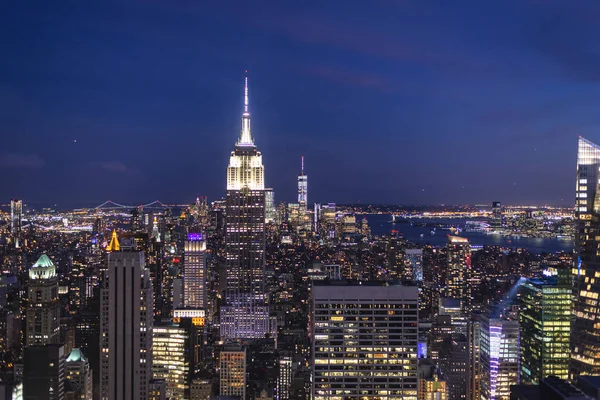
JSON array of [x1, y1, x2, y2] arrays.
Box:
[[220, 72, 272, 339], [10, 199, 22, 248], [519, 276, 570, 384], [265, 188, 275, 223], [26, 254, 60, 346], [100, 236, 153, 400], [23, 344, 65, 400], [276, 352, 293, 400], [225, 72, 264, 299], [298, 156, 308, 207], [152, 324, 196, 399], [183, 233, 206, 309], [65, 348, 93, 400], [406, 249, 424, 282], [220, 346, 246, 399], [572, 136, 600, 379], [446, 236, 471, 312], [466, 312, 482, 400], [490, 202, 502, 230], [439, 334, 468, 400], [480, 313, 520, 400], [311, 281, 419, 400]]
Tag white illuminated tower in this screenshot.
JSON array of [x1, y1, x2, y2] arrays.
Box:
[[220, 72, 273, 339], [298, 156, 308, 208]]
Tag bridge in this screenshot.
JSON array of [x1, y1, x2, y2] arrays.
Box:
[[94, 200, 173, 210], [21, 223, 53, 231]]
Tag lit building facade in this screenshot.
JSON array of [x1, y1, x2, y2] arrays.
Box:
[[100, 238, 153, 400], [152, 325, 193, 399], [265, 188, 275, 223], [10, 199, 22, 247], [572, 136, 600, 379], [418, 360, 447, 400], [446, 236, 471, 312], [405, 249, 424, 282], [190, 378, 212, 400], [491, 202, 502, 229], [519, 277, 570, 384], [183, 233, 206, 309], [480, 314, 519, 400], [220, 347, 246, 399], [221, 72, 271, 339], [65, 348, 93, 400], [341, 214, 356, 234], [276, 353, 293, 400], [26, 254, 60, 346], [311, 281, 419, 400]]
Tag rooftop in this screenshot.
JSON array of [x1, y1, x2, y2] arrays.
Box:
[[313, 279, 416, 287], [66, 348, 87, 363], [29, 254, 57, 280]]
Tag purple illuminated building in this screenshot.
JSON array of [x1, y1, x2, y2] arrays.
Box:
[[480, 312, 520, 400], [183, 232, 206, 309]]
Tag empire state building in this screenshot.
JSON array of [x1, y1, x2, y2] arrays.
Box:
[[220, 72, 273, 339]]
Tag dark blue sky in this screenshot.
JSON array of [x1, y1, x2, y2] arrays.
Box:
[[2, 0, 599, 207]]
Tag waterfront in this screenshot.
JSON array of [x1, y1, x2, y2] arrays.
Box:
[[366, 214, 573, 254]]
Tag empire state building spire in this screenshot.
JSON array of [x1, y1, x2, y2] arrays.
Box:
[[238, 70, 253, 146], [227, 71, 264, 191]]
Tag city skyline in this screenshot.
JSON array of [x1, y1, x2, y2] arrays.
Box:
[[3, 3, 599, 398], [2, 1, 599, 206]]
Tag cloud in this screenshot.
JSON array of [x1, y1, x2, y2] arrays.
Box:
[[0, 152, 45, 168], [255, 13, 450, 67], [100, 161, 130, 173], [303, 65, 394, 93]]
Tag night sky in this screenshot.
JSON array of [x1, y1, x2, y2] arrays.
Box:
[[2, 0, 599, 207]]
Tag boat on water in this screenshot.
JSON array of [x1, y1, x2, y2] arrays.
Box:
[[390, 215, 408, 224]]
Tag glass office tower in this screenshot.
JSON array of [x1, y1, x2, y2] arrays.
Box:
[[572, 136, 600, 379], [519, 277, 570, 384]]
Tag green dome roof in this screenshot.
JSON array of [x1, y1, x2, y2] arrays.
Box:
[[29, 254, 56, 280], [33, 254, 54, 268], [66, 348, 87, 363]]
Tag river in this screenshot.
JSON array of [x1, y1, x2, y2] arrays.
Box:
[[364, 214, 573, 254]]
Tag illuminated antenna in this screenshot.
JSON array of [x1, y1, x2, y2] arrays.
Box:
[[244, 70, 249, 114], [238, 70, 254, 146], [301, 156, 304, 174]]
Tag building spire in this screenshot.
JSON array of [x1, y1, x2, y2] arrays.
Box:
[[107, 229, 120, 252], [301, 156, 304, 175], [244, 70, 249, 114], [238, 70, 254, 146]]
